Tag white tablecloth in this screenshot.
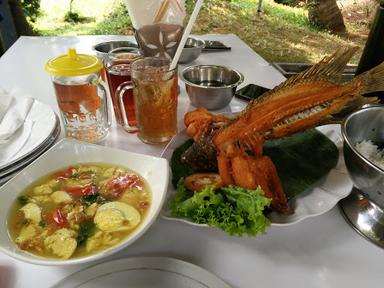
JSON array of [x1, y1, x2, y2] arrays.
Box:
[[0, 34, 381, 288]]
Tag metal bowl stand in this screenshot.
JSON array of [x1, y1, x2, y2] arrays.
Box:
[[339, 187, 384, 248]]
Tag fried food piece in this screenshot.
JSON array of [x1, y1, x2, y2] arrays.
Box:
[[184, 108, 230, 140]]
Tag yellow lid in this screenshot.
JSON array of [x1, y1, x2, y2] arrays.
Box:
[[45, 48, 103, 76]]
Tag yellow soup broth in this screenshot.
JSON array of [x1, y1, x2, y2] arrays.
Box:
[[7, 163, 151, 260]]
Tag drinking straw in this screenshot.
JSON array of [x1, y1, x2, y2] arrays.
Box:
[[154, 0, 171, 24], [170, 0, 204, 70]]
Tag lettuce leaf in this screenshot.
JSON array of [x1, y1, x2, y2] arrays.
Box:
[[169, 179, 271, 236]]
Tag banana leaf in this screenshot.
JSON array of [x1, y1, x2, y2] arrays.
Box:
[[263, 128, 338, 200], [171, 128, 339, 200]]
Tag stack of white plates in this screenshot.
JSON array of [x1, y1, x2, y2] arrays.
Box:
[[0, 100, 60, 186]]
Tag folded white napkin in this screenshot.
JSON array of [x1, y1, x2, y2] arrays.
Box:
[[0, 89, 35, 165], [0, 120, 33, 165], [0, 89, 34, 144], [0, 89, 13, 122]]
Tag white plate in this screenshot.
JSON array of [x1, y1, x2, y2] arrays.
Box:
[[0, 139, 169, 266], [0, 115, 61, 178], [52, 257, 231, 288], [0, 99, 57, 170], [160, 124, 353, 226], [0, 119, 61, 184]]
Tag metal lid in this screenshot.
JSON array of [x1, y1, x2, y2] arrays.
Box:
[[45, 48, 103, 76]]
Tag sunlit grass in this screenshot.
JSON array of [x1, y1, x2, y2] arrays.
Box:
[[262, 0, 313, 29], [33, 0, 368, 63], [185, 0, 366, 63], [229, 0, 312, 29], [34, 0, 121, 35], [93, 3, 133, 35]]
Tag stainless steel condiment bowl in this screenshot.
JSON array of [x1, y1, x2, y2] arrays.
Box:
[[181, 65, 244, 110], [341, 105, 384, 207], [178, 37, 205, 64], [93, 40, 138, 61]]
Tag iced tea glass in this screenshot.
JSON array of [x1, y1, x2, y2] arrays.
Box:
[[104, 47, 141, 132], [52, 74, 110, 142], [45, 49, 111, 143], [131, 57, 178, 144]]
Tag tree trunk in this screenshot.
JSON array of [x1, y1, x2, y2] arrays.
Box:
[[308, 0, 346, 34], [8, 0, 35, 36], [69, 0, 74, 13]]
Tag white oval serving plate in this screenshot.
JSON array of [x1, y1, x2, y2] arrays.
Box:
[[160, 124, 353, 226]]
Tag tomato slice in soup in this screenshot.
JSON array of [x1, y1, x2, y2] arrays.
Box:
[[51, 208, 68, 228], [105, 174, 144, 198], [54, 167, 74, 179], [66, 185, 98, 197]]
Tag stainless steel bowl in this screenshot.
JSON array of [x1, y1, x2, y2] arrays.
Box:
[[339, 105, 384, 248], [93, 40, 138, 61], [178, 37, 205, 64], [181, 65, 244, 110], [342, 105, 384, 207]]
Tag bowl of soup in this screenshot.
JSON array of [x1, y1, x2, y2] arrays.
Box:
[[0, 139, 168, 265]]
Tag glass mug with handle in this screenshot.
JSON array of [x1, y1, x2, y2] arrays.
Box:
[[45, 49, 111, 143], [121, 57, 178, 144], [104, 47, 142, 132]]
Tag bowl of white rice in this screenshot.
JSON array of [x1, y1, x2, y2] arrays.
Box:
[[342, 105, 384, 208]]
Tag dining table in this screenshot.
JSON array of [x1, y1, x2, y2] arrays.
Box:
[[0, 34, 382, 288]]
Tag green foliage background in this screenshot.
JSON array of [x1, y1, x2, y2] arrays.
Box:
[[22, 0, 41, 22]]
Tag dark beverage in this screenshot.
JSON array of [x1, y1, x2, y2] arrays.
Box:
[[104, 50, 141, 131], [105, 63, 136, 127]]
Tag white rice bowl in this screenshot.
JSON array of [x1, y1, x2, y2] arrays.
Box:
[[355, 140, 384, 170]]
